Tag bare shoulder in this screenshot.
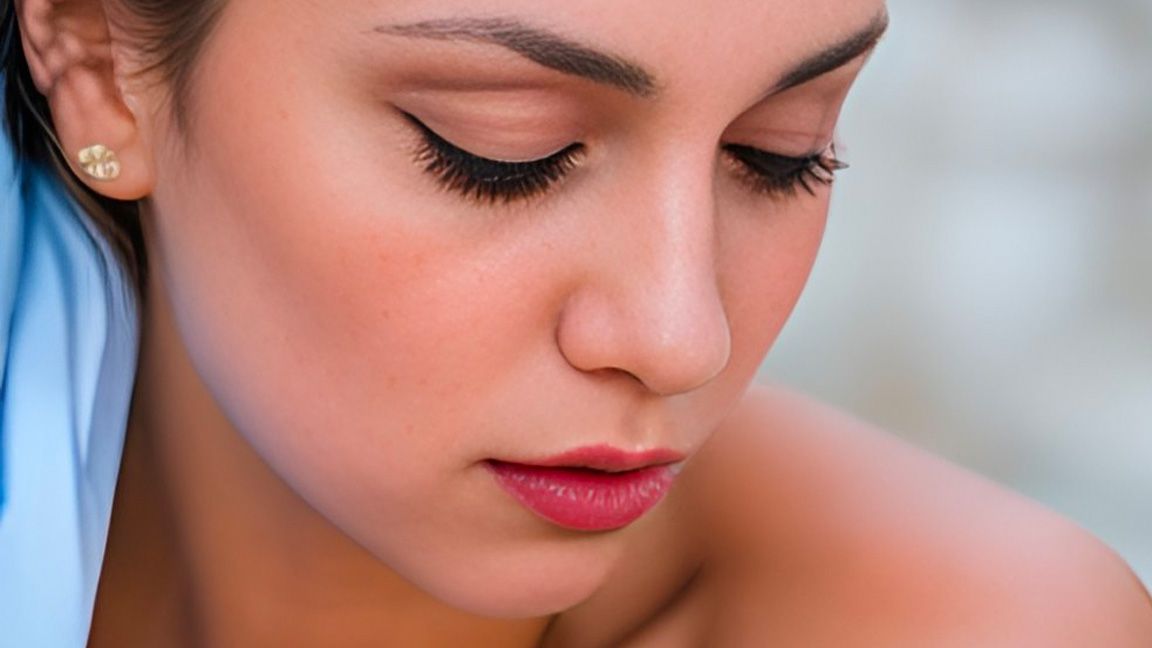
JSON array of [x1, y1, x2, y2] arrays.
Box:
[[677, 383, 1152, 647]]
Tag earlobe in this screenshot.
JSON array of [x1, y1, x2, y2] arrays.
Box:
[[15, 0, 155, 200]]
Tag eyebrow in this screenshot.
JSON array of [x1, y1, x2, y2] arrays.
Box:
[[374, 18, 657, 97], [771, 10, 890, 93], [374, 11, 889, 99]]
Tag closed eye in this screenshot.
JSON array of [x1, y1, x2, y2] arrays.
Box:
[[402, 112, 585, 205], [402, 112, 847, 206], [723, 143, 848, 198]]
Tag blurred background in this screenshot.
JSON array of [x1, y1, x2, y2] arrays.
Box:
[[760, 0, 1151, 583]]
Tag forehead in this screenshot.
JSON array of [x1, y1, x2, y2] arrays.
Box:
[[290, 0, 888, 89]]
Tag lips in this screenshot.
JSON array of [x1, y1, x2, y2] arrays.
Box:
[[485, 445, 684, 532]]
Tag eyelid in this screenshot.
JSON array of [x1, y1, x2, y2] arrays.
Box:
[[399, 110, 846, 204], [401, 111, 586, 204], [399, 110, 578, 163], [722, 141, 847, 197]]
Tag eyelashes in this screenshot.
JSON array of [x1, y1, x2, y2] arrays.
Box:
[[405, 113, 585, 204], [403, 113, 847, 206], [722, 143, 848, 198]]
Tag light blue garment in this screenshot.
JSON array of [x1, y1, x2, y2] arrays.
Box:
[[0, 71, 140, 647]]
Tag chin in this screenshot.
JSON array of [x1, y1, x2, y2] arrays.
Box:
[[388, 533, 622, 618]]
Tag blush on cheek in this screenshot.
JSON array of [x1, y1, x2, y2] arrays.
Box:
[[720, 196, 829, 357]]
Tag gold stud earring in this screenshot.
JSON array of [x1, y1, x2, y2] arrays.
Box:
[[77, 144, 121, 181]]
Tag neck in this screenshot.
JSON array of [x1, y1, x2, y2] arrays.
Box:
[[89, 269, 551, 647]]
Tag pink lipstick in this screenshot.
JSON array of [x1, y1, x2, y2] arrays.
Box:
[[486, 445, 683, 532]]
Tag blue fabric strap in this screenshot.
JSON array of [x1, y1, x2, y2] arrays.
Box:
[[0, 71, 140, 647]]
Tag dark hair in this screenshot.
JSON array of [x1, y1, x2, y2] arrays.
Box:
[[1, 0, 225, 292]]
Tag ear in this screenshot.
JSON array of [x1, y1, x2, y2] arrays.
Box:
[[15, 0, 155, 200]]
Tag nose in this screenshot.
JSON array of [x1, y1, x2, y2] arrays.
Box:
[[555, 156, 732, 397]]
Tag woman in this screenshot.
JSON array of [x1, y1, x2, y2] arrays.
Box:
[[1, 0, 1149, 645]]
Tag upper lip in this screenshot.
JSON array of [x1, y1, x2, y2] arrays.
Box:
[[494, 444, 687, 473]]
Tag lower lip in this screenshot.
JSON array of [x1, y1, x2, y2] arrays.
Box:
[[485, 461, 676, 532]]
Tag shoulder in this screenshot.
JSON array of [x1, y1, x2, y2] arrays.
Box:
[[676, 383, 1152, 647]]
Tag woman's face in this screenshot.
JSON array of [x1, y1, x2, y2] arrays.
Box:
[[139, 0, 885, 616]]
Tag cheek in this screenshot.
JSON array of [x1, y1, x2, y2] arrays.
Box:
[[148, 129, 624, 615], [145, 27, 524, 455], [146, 53, 524, 556], [720, 199, 829, 379], [150, 133, 539, 471]]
